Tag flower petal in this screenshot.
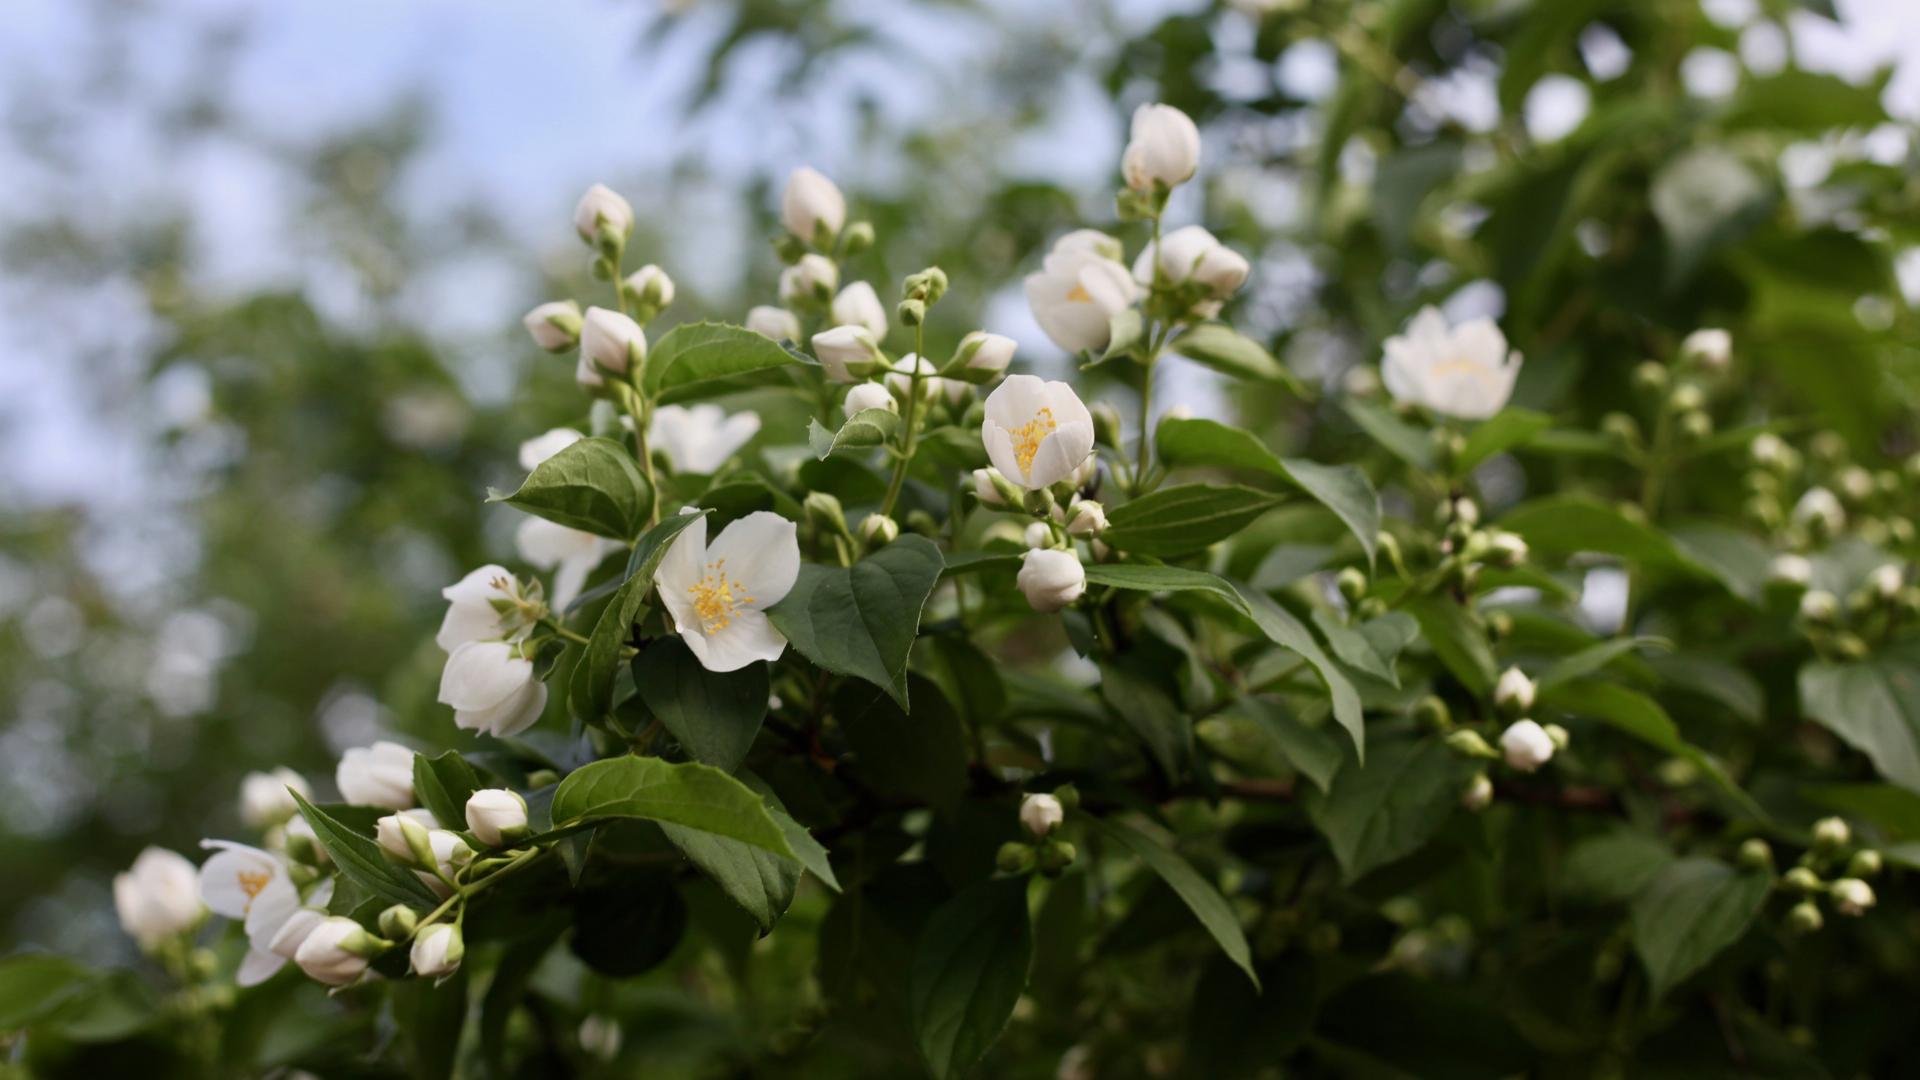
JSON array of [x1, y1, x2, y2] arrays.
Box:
[[456, 678, 548, 738], [681, 608, 787, 672], [438, 641, 533, 711], [236, 948, 287, 988], [705, 511, 801, 609]]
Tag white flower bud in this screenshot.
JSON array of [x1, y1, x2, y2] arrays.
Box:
[[294, 916, 377, 986], [860, 515, 900, 545], [779, 253, 839, 305], [1493, 667, 1536, 717], [781, 166, 847, 244], [1122, 103, 1201, 194], [1020, 793, 1065, 837], [572, 184, 632, 247], [831, 281, 889, 340], [1681, 328, 1731, 372], [810, 325, 880, 383], [624, 264, 675, 310], [973, 468, 1008, 507], [1750, 433, 1787, 468], [1024, 521, 1053, 550], [522, 300, 582, 352], [578, 306, 646, 388], [1792, 487, 1845, 534], [1812, 816, 1851, 849], [465, 788, 529, 848], [113, 847, 203, 948], [438, 641, 549, 739], [1868, 563, 1905, 599], [959, 331, 1017, 377], [1461, 773, 1494, 811], [1485, 531, 1529, 568], [239, 767, 310, 829], [1799, 589, 1839, 623], [410, 923, 465, 978], [375, 808, 439, 863], [1500, 719, 1555, 772], [337, 741, 416, 809], [266, 907, 327, 961], [746, 305, 802, 343], [843, 381, 897, 418], [1830, 877, 1876, 916], [1018, 549, 1086, 612], [1065, 500, 1107, 538], [414, 830, 475, 898], [1768, 553, 1812, 586]]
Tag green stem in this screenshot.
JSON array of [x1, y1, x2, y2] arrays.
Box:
[[878, 321, 927, 519], [545, 622, 591, 646], [1135, 213, 1166, 490]]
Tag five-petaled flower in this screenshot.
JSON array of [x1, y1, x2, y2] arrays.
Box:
[[1381, 305, 1523, 420], [982, 375, 1097, 490], [656, 511, 801, 672]]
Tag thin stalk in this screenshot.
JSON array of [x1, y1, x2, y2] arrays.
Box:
[[878, 321, 927, 519]]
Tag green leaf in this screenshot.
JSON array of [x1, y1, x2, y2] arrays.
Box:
[[1561, 829, 1675, 904], [1798, 652, 1920, 793], [1232, 697, 1344, 793], [488, 436, 650, 540], [1535, 636, 1669, 691], [412, 751, 484, 834], [1631, 857, 1770, 999], [1087, 818, 1259, 989], [1312, 609, 1400, 686], [661, 775, 813, 932], [0, 953, 93, 1032], [1540, 680, 1766, 821], [908, 876, 1033, 1080], [1271, 458, 1380, 567], [808, 407, 900, 460], [640, 321, 802, 399], [1799, 783, 1920, 841], [1498, 495, 1686, 569], [392, 966, 467, 1080], [1454, 408, 1552, 474], [1670, 523, 1770, 604], [833, 676, 970, 812], [633, 638, 767, 772], [1154, 418, 1380, 563], [569, 570, 652, 724], [1102, 483, 1279, 557], [1304, 736, 1471, 882], [1085, 308, 1143, 367], [1099, 661, 1192, 781], [1341, 397, 1436, 470], [1170, 323, 1302, 390], [766, 535, 944, 709], [1405, 595, 1498, 695], [549, 757, 796, 858], [291, 791, 439, 908]]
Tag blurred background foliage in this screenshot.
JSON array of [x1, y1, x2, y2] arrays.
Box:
[[2, 0, 1917, 1074]]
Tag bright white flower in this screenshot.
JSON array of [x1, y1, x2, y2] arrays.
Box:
[[578, 306, 646, 389], [1381, 305, 1523, 420], [958, 331, 1016, 377], [439, 641, 548, 738], [411, 923, 464, 978], [1122, 103, 1202, 194], [519, 427, 583, 472], [515, 519, 614, 614], [572, 184, 632, 246], [1831, 877, 1876, 916], [844, 382, 897, 418], [650, 403, 761, 475], [1681, 328, 1731, 372], [972, 467, 1008, 507], [466, 789, 529, 848], [114, 847, 203, 949], [1500, 720, 1555, 772], [831, 281, 889, 340], [811, 324, 881, 383], [982, 375, 1097, 490], [781, 166, 847, 244], [375, 808, 439, 862], [1024, 231, 1139, 354], [1020, 793, 1065, 837], [436, 565, 526, 653], [1018, 549, 1086, 612], [239, 767, 310, 829], [294, 916, 376, 986], [747, 305, 802, 342], [1493, 667, 1536, 716], [656, 512, 801, 672], [1868, 563, 1905, 599], [199, 840, 303, 985], [1133, 225, 1249, 299], [522, 300, 582, 352], [1066, 500, 1108, 538], [780, 254, 839, 305], [1792, 487, 1845, 533], [337, 741, 416, 809], [1768, 553, 1812, 586], [625, 264, 675, 309]]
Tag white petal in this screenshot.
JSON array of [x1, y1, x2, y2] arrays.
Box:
[[438, 642, 533, 711], [1450, 318, 1511, 368], [457, 678, 549, 738], [984, 374, 1049, 429], [197, 842, 287, 922], [682, 607, 788, 672], [236, 948, 287, 987], [981, 421, 1026, 488], [550, 550, 605, 613], [1025, 273, 1111, 354], [518, 428, 583, 471], [1026, 422, 1096, 489], [705, 512, 801, 609]]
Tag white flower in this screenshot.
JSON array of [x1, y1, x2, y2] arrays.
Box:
[[747, 305, 802, 342], [1500, 720, 1555, 772], [1133, 225, 1249, 299], [294, 916, 377, 986], [572, 184, 632, 246], [982, 375, 1097, 490], [519, 427, 584, 471], [1493, 667, 1536, 716], [1868, 563, 1905, 599], [1018, 549, 1086, 612], [239, 767, 310, 829], [1066, 500, 1107, 537], [337, 741, 416, 809], [199, 840, 305, 985], [1750, 433, 1787, 467], [811, 324, 881, 383], [958, 331, 1016, 377], [515, 521, 615, 614], [781, 166, 847, 244], [438, 641, 548, 738], [884, 353, 945, 402], [114, 847, 203, 949], [1792, 487, 1845, 533], [972, 467, 1008, 507], [436, 565, 527, 653], [1122, 103, 1202, 194], [375, 808, 439, 862], [1024, 231, 1139, 354], [411, 923, 464, 978], [650, 403, 761, 474], [578, 306, 646, 389], [656, 512, 801, 672], [466, 789, 529, 848], [522, 300, 582, 352], [831, 281, 889, 340], [625, 264, 675, 309], [1681, 328, 1731, 372], [844, 381, 897, 418], [1831, 877, 1876, 916], [1020, 793, 1065, 837], [779, 254, 839, 305], [1381, 306, 1523, 420], [1768, 553, 1812, 586]]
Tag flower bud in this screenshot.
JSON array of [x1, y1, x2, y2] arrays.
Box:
[[1500, 720, 1555, 772], [1768, 554, 1812, 587], [1811, 816, 1851, 851], [996, 841, 1036, 875], [415, 830, 475, 897], [1335, 566, 1367, 604], [810, 325, 881, 383], [337, 741, 416, 809], [1037, 839, 1078, 876], [1750, 432, 1788, 468], [1090, 402, 1125, 449], [239, 767, 310, 829], [1121, 103, 1201, 194], [746, 305, 802, 343], [294, 916, 380, 986], [1677, 410, 1713, 443], [1601, 412, 1641, 447], [957, 331, 1016, 380], [465, 788, 529, 848], [860, 514, 900, 546], [1867, 563, 1905, 600], [1542, 723, 1570, 751], [572, 184, 632, 249], [1792, 487, 1845, 539], [113, 847, 203, 949], [1493, 667, 1536, 718], [831, 281, 889, 339], [844, 381, 897, 419], [1460, 773, 1493, 811], [1065, 500, 1107, 538], [804, 491, 850, 538], [1847, 849, 1883, 879], [410, 923, 465, 978], [1830, 877, 1875, 916], [1413, 695, 1452, 731], [376, 808, 439, 863], [1017, 549, 1086, 612], [522, 300, 583, 353], [842, 220, 875, 254], [971, 468, 1007, 507], [1632, 361, 1668, 396], [1445, 729, 1499, 759], [1023, 521, 1053, 550], [579, 306, 646, 388], [1020, 793, 1065, 838], [1798, 589, 1838, 624], [378, 904, 420, 940], [1737, 838, 1774, 873], [780, 254, 840, 305], [1449, 496, 1480, 527], [1680, 328, 1731, 372], [624, 264, 675, 313], [1787, 900, 1823, 934], [781, 166, 846, 246], [1484, 531, 1528, 569], [1783, 867, 1821, 893], [1668, 383, 1706, 413]]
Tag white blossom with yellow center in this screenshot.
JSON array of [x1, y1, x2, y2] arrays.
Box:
[[1023, 230, 1139, 354], [198, 840, 333, 986], [981, 375, 1097, 491], [1380, 305, 1523, 420], [656, 511, 801, 672]]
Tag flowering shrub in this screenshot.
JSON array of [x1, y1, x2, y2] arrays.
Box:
[[9, 93, 1920, 1079]]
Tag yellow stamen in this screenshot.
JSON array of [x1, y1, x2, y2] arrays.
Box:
[[1066, 284, 1092, 302], [237, 869, 271, 912], [1009, 407, 1058, 477], [688, 558, 754, 634]]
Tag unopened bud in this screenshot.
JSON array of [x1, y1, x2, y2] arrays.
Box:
[[1461, 773, 1493, 811], [1091, 402, 1125, 449], [1811, 816, 1851, 851], [1020, 793, 1065, 837], [841, 220, 875, 255], [379, 905, 420, 940], [996, 841, 1035, 875], [1413, 695, 1452, 731], [1037, 839, 1077, 877], [1445, 729, 1498, 760], [1783, 866, 1821, 894], [1632, 362, 1668, 396], [860, 514, 900, 546], [897, 298, 926, 326], [410, 923, 464, 978], [1493, 667, 1535, 718], [804, 491, 849, 538], [1336, 567, 1368, 604], [1736, 838, 1774, 873], [1830, 877, 1875, 916], [1847, 850, 1883, 879], [1065, 500, 1108, 538], [1787, 901, 1823, 934]]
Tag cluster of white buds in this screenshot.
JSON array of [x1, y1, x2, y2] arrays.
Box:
[[999, 790, 1078, 877], [1781, 817, 1884, 934]]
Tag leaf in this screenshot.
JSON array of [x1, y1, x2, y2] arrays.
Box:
[[412, 751, 485, 833], [1630, 857, 1770, 999], [1561, 830, 1675, 904], [833, 676, 970, 812], [1100, 661, 1192, 781], [1454, 408, 1552, 474], [1170, 323, 1301, 390], [291, 791, 439, 908], [1341, 397, 1436, 470], [569, 568, 653, 724], [392, 967, 467, 1080], [1154, 418, 1380, 563], [549, 757, 796, 858], [1535, 636, 1669, 691], [661, 775, 813, 932], [1312, 609, 1398, 686], [1101, 483, 1279, 557], [1798, 652, 1920, 793], [908, 877, 1034, 1080], [1670, 523, 1770, 604], [766, 535, 944, 709], [1498, 495, 1686, 569], [1405, 595, 1497, 695], [1799, 783, 1920, 841], [1231, 696, 1343, 792], [1539, 680, 1766, 821], [0, 953, 93, 1031], [488, 436, 650, 540], [1304, 736, 1470, 882], [1271, 457, 1380, 566], [480, 917, 567, 1077], [1086, 308, 1144, 367], [808, 407, 900, 460], [1087, 818, 1258, 989], [640, 321, 802, 398], [633, 638, 767, 772]]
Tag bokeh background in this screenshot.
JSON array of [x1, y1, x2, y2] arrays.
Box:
[[3, 0, 1917, 976]]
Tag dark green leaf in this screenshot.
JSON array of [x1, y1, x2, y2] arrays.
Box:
[[641, 321, 802, 398], [1304, 736, 1471, 882], [0, 953, 93, 1032], [1631, 857, 1770, 999], [1230, 696, 1343, 793], [766, 535, 943, 708], [1102, 483, 1278, 556], [633, 638, 767, 772], [1535, 636, 1669, 691], [549, 757, 796, 858], [1455, 408, 1552, 474], [1341, 397, 1436, 470], [392, 966, 466, 1080], [808, 407, 900, 460], [291, 791, 439, 908], [1154, 418, 1380, 563], [487, 436, 649, 540], [909, 876, 1033, 1080], [411, 751, 485, 834], [1798, 652, 1920, 793], [1087, 818, 1258, 989], [1100, 661, 1192, 781], [834, 676, 969, 813], [1405, 595, 1498, 695]]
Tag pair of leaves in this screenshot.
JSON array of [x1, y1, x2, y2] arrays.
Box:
[[1154, 417, 1381, 564], [808, 407, 900, 460], [767, 535, 944, 709], [489, 437, 650, 540]]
